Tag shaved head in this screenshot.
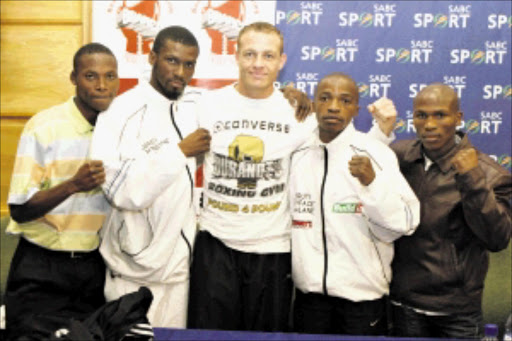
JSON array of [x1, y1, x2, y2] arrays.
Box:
[[414, 83, 459, 113], [316, 72, 359, 102]]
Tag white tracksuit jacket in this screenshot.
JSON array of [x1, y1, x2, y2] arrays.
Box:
[[290, 123, 420, 302], [91, 82, 201, 284]]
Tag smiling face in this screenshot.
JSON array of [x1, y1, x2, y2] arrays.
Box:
[[149, 39, 199, 100], [413, 84, 462, 160], [314, 74, 360, 143], [235, 30, 286, 99], [71, 52, 119, 125]]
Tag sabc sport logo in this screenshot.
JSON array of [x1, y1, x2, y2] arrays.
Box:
[[301, 39, 359, 63], [465, 120, 481, 134], [339, 12, 380, 27], [376, 40, 433, 63], [276, 2, 323, 26], [394, 118, 408, 134], [300, 46, 337, 62], [375, 49, 429, 63], [413, 5, 471, 28], [320, 47, 336, 61], [338, 4, 397, 27], [469, 50, 487, 64], [357, 75, 392, 98], [414, 13, 467, 28], [358, 83, 370, 97], [277, 74, 319, 98], [498, 155, 512, 170], [451, 41, 508, 65], [464, 119, 502, 135], [504, 85, 512, 99], [393, 48, 411, 63], [359, 13, 377, 27], [278, 10, 322, 26], [284, 10, 302, 25], [483, 85, 512, 100], [432, 14, 451, 28], [488, 14, 512, 29]]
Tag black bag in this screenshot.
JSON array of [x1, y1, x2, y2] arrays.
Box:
[[51, 286, 154, 341]]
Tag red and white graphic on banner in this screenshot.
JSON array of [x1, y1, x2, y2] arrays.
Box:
[[93, 1, 276, 84], [110, 0, 160, 55]]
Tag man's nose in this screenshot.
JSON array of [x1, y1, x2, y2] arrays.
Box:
[[424, 116, 437, 129], [175, 63, 185, 78], [97, 77, 107, 91], [253, 55, 264, 67], [328, 100, 341, 112]]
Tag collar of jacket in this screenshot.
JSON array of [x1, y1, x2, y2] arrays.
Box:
[[402, 131, 472, 174], [307, 122, 358, 149], [140, 81, 176, 108]]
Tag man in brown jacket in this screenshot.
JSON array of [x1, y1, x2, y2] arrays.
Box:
[[389, 83, 511, 339]]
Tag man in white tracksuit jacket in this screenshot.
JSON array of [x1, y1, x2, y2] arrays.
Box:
[[90, 27, 211, 328], [290, 73, 420, 335]]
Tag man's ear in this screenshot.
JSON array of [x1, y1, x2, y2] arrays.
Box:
[[148, 51, 156, 66], [70, 70, 77, 86], [279, 53, 287, 70], [456, 111, 463, 126], [235, 48, 240, 64]]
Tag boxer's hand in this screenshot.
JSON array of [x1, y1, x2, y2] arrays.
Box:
[[179, 128, 211, 157], [349, 156, 375, 186], [281, 83, 313, 122], [451, 148, 479, 174], [368, 97, 397, 137]]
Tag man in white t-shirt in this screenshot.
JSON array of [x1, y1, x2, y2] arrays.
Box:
[[187, 22, 398, 332]]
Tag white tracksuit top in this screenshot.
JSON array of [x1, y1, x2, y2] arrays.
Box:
[[91, 82, 202, 284], [290, 123, 420, 301]]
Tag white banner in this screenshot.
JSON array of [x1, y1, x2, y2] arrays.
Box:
[[92, 1, 276, 81]]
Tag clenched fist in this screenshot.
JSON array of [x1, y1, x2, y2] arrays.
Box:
[[451, 148, 479, 174], [70, 160, 105, 193], [349, 156, 375, 186], [367, 97, 397, 137], [179, 128, 211, 157], [281, 83, 313, 122]]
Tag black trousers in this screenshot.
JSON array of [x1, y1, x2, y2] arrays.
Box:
[[391, 303, 482, 338], [293, 289, 388, 336], [4, 237, 106, 340], [187, 230, 292, 332]]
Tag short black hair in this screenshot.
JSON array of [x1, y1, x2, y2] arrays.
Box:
[[73, 42, 116, 71], [152, 26, 199, 54], [316, 72, 359, 103]]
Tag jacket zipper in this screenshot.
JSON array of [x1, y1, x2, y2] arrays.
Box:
[[320, 146, 329, 295], [170, 103, 194, 263], [170, 103, 194, 202]]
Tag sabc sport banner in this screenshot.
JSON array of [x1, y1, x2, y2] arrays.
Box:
[[92, 1, 511, 171]]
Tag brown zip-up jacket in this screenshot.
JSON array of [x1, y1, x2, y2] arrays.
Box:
[[389, 132, 511, 314]]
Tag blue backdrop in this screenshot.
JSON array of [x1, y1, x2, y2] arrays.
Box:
[[275, 1, 511, 170]]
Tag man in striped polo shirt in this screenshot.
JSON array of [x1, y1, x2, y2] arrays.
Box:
[[4, 43, 119, 339]]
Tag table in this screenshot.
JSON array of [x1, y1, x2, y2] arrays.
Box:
[[153, 328, 450, 340]]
